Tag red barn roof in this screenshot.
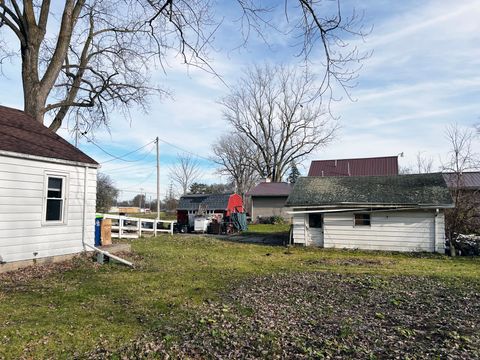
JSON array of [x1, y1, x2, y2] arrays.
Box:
[[308, 156, 398, 177], [0, 105, 97, 165]]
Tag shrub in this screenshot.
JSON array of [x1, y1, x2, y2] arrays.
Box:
[[255, 215, 286, 225]]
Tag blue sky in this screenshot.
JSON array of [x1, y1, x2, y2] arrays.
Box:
[[1, 0, 479, 200]]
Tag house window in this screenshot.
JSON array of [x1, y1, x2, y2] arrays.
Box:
[[354, 213, 371, 226], [45, 176, 65, 222], [309, 213, 323, 228]]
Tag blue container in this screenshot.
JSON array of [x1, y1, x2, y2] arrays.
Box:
[[94, 218, 102, 246]]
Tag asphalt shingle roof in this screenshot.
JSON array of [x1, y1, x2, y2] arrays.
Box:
[[177, 194, 233, 211], [247, 182, 292, 197], [286, 173, 453, 208], [0, 105, 97, 165]]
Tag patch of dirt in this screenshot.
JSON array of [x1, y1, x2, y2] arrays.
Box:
[[304, 258, 396, 266], [0, 254, 98, 286], [90, 272, 480, 359]]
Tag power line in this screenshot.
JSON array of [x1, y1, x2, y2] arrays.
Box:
[[101, 146, 156, 173], [81, 133, 155, 163], [157, 137, 214, 163], [101, 141, 156, 164]]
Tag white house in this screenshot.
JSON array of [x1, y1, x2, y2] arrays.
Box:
[[0, 106, 98, 270], [286, 174, 454, 252]]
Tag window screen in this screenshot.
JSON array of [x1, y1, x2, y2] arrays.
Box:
[[354, 213, 371, 226], [46, 177, 64, 221]]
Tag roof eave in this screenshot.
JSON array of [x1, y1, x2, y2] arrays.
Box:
[[0, 149, 100, 168], [249, 193, 291, 197], [285, 202, 455, 209]]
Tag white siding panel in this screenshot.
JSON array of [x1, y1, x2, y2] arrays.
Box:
[[0, 204, 43, 214], [0, 218, 85, 230], [435, 212, 446, 253], [0, 213, 43, 222], [0, 226, 84, 240], [323, 211, 436, 252], [5, 245, 87, 263], [0, 196, 43, 205], [292, 213, 307, 245], [0, 155, 97, 263], [0, 189, 44, 198], [0, 171, 44, 182]]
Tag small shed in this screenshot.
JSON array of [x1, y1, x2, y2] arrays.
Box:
[[247, 182, 292, 221], [0, 106, 98, 270], [177, 193, 243, 227], [286, 173, 454, 252]]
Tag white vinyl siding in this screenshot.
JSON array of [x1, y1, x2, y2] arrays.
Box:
[[0, 155, 97, 263], [292, 210, 445, 253], [292, 213, 308, 245], [324, 211, 435, 252]]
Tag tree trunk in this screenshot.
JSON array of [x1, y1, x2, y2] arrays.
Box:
[[21, 39, 45, 124], [448, 230, 456, 257]]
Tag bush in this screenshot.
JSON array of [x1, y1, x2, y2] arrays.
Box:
[[256, 215, 286, 225], [447, 234, 480, 256]]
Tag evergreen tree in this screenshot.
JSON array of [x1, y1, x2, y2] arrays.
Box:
[[288, 162, 301, 184]]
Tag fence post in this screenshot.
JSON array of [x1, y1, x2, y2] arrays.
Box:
[[170, 221, 174, 235], [119, 216, 123, 238], [138, 218, 142, 238]]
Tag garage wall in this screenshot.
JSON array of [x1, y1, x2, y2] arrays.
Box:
[[323, 211, 437, 252], [292, 210, 445, 252], [251, 196, 290, 221]]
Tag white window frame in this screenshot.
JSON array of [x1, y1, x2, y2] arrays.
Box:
[[42, 172, 68, 225]]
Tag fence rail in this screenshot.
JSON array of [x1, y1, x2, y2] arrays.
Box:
[[102, 214, 175, 239]]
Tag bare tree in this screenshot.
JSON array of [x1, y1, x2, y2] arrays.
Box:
[[415, 151, 434, 174], [211, 132, 259, 199], [442, 123, 480, 256], [0, 1, 215, 131], [0, 1, 368, 132], [96, 172, 119, 212], [169, 153, 203, 195], [221, 64, 338, 182]]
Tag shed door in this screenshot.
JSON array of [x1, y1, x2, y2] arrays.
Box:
[[308, 213, 324, 247]]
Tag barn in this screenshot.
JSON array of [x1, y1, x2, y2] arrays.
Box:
[[177, 193, 243, 230], [0, 106, 98, 271], [286, 173, 454, 252]]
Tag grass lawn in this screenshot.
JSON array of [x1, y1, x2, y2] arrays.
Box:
[[243, 223, 291, 235], [1, 235, 479, 358]]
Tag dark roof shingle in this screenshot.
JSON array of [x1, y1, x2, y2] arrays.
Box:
[[0, 105, 97, 165], [247, 182, 292, 197], [178, 194, 232, 211], [308, 156, 398, 177], [286, 173, 453, 208]]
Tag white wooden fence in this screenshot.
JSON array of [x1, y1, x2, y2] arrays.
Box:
[[102, 214, 175, 239]]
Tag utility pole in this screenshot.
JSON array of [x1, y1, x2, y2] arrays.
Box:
[[156, 137, 160, 220]]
